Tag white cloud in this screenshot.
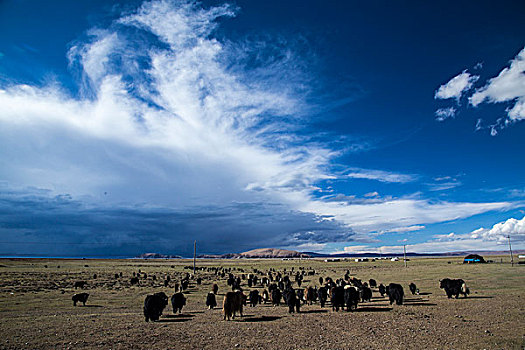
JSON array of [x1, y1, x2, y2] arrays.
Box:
[[435, 107, 456, 121], [470, 47, 525, 121], [362, 216, 525, 254], [332, 245, 379, 254], [384, 225, 425, 234], [344, 168, 416, 183], [472, 216, 525, 242], [438, 47, 525, 135], [364, 191, 379, 197], [298, 197, 512, 234], [435, 70, 479, 101]]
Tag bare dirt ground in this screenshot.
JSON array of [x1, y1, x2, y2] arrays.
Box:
[[0, 257, 523, 350]]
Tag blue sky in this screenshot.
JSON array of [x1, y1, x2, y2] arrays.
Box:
[[0, 0, 524, 257]]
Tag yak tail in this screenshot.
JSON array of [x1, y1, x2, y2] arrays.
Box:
[[461, 283, 468, 294]]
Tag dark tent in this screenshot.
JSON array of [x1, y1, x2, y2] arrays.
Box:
[[463, 254, 486, 264]]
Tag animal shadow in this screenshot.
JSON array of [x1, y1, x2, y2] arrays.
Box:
[[418, 292, 432, 296], [368, 298, 386, 302], [300, 309, 328, 314], [158, 318, 192, 323], [165, 313, 195, 319], [242, 316, 282, 322], [404, 302, 437, 306], [465, 296, 493, 299], [404, 298, 428, 302], [83, 305, 103, 308], [355, 307, 392, 312]]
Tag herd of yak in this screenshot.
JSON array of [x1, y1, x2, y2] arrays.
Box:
[[70, 266, 471, 322]]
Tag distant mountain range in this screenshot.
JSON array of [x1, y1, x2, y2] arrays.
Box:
[[135, 252, 182, 259], [197, 248, 311, 259], [137, 248, 524, 259]]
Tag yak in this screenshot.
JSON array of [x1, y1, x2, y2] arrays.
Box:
[[72, 293, 89, 306], [262, 289, 270, 304], [249, 290, 260, 307], [283, 287, 300, 313], [344, 285, 359, 311], [144, 292, 168, 322], [305, 286, 317, 305], [206, 292, 217, 309], [223, 291, 246, 320], [440, 278, 469, 298], [73, 281, 87, 289], [171, 292, 186, 314], [409, 282, 419, 295], [378, 283, 386, 297], [331, 286, 345, 311], [271, 288, 282, 306], [386, 283, 404, 305], [360, 286, 372, 302], [318, 286, 328, 308]]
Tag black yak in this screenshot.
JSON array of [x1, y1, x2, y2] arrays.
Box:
[[360, 286, 372, 302], [206, 292, 217, 309], [271, 288, 282, 306], [386, 283, 404, 305], [181, 280, 189, 291], [72, 293, 89, 306], [73, 281, 87, 289], [171, 292, 186, 314], [344, 286, 359, 311], [249, 290, 260, 307], [318, 286, 328, 307], [440, 278, 469, 298], [378, 283, 386, 297], [144, 292, 168, 322], [369, 279, 377, 288], [283, 287, 300, 313], [409, 282, 419, 295], [331, 286, 345, 311]]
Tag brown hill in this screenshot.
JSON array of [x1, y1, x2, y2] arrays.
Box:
[[135, 253, 182, 259], [238, 248, 310, 258]]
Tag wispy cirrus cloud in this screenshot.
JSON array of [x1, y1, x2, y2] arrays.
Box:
[[343, 167, 417, 183]]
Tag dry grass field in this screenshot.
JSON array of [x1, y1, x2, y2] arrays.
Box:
[[0, 256, 523, 350]]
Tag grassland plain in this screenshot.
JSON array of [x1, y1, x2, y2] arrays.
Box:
[[0, 256, 523, 350]]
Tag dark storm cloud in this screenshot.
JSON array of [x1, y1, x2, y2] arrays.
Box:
[[0, 188, 353, 257]]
